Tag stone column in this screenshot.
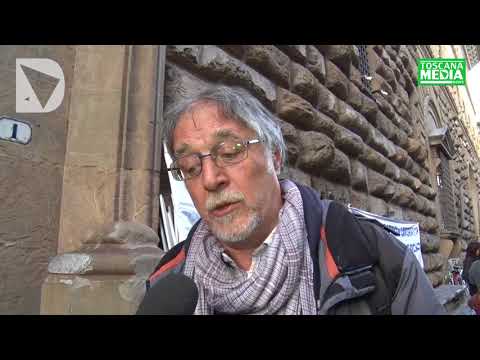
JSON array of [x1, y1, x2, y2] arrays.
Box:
[[40, 222, 164, 315], [57, 45, 129, 253], [117, 45, 165, 233], [41, 46, 167, 314], [57, 45, 165, 253]]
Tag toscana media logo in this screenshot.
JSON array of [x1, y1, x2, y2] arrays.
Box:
[[417, 58, 466, 86]]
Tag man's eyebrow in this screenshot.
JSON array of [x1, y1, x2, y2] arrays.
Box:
[[214, 129, 240, 140], [174, 144, 191, 157]]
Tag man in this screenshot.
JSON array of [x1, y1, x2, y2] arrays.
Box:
[[463, 241, 480, 295], [468, 259, 480, 314], [149, 85, 445, 315]]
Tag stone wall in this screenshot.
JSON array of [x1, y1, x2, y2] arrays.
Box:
[[0, 46, 75, 314], [163, 45, 480, 287]]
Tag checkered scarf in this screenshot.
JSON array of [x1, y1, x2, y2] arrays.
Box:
[[183, 180, 317, 315]]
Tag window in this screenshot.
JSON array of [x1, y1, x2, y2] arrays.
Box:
[[426, 105, 459, 236], [436, 149, 458, 233], [356, 45, 372, 93], [464, 45, 480, 70]]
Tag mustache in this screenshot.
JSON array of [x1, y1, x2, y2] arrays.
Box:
[[206, 191, 245, 211]]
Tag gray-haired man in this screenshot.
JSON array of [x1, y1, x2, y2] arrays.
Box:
[[148, 85, 445, 315]]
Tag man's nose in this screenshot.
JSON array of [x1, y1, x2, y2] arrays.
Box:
[[201, 156, 228, 191]]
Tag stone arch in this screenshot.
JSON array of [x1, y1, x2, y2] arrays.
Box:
[[423, 95, 443, 133]]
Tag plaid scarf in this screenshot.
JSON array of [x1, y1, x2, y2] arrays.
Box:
[[183, 180, 317, 315]]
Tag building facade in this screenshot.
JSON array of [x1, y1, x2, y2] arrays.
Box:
[[0, 45, 479, 314]]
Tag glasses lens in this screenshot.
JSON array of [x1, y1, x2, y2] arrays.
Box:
[[216, 140, 247, 166], [176, 154, 202, 180]]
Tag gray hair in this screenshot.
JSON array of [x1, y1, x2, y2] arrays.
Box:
[[163, 86, 287, 172]]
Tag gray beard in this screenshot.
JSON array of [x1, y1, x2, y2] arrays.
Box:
[[208, 210, 263, 244]]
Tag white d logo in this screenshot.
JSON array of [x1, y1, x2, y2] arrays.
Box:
[[16, 58, 65, 113]]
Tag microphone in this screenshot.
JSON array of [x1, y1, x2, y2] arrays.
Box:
[[136, 273, 198, 315]]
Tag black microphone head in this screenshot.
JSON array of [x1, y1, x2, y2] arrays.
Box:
[[136, 273, 198, 315]]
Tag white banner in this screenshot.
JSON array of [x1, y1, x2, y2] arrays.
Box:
[[349, 206, 424, 268]]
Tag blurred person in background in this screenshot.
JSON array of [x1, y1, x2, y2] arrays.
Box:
[[467, 259, 480, 315], [463, 242, 480, 295]]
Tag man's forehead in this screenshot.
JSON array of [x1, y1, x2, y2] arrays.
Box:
[[173, 128, 247, 156], [179, 101, 223, 125], [173, 105, 254, 154]]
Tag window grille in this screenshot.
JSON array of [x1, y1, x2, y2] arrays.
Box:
[[465, 45, 480, 69], [437, 150, 458, 233], [356, 45, 372, 93]]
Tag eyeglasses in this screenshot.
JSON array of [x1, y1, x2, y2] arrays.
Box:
[[168, 139, 261, 181]]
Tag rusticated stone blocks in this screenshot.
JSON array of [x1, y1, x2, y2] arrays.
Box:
[[277, 88, 316, 131], [421, 232, 441, 253], [277, 45, 307, 64], [317, 81, 338, 119], [325, 59, 349, 101], [367, 168, 395, 200], [297, 131, 335, 172], [311, 176, 351, 204], [350, 160, 367, 191], [316, 45, 354, 76], [422, 253, 445, 273], [168, 45, 277, 109], [297, 131, 351, 184], [306, 45, 326, 84], [333, 127, 365, 156], [350, 190, 369, 210], [284, 166, 312, 187], [244, 45, 290, 88], [391, 183, 416, 208], [291, 62, 320, 107], [358, 145, 387, 174], [369, 195, 389, 217], [277, 119, 300, 165], [336, 101, 374, 142]]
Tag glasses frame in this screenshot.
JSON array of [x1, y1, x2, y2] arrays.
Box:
[[168, 139, 261, 181]]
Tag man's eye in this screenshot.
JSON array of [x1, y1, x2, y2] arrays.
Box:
[[233, 143, 244, 152], [221, 152, 240, 160], [184, 165, 199, 175], [223, 143, 243, 154]]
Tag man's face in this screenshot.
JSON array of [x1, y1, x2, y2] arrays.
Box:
[[172, 102, 281, 245]]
